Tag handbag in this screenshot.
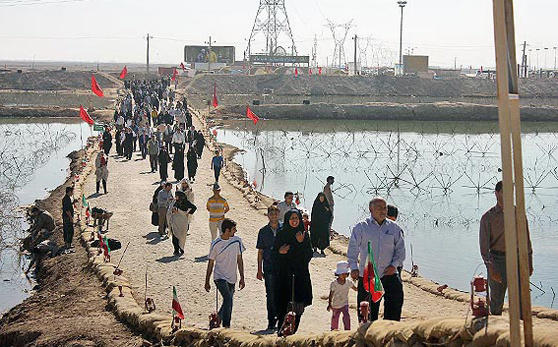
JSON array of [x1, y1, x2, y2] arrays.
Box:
[[149, 202, 157, 212]]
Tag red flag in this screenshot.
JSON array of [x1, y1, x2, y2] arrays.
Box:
[[119, 66, 127, 79], [172, 68, 178, 81], [309, 68, 313, 75], [212, 129, 218, 137], [79, 105, 94, 125], [212, 82, 218, 108], [246, 105, 259, 124], [319, 67, 322, 75], [363, 241, 384, 303], [91, 75, 104, 97], [294, 67, 298, 76], [180, 62, 185, 70], [172, 286, 185, 320]]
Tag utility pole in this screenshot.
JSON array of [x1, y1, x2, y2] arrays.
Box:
[[205, 36, 216, 74], [544, 47, 549, 71], [454, 57, 457, 70], [397, 1, 407, 74], [146, 33, 153, 73], [353, 34, 358, 75], [521, 41, 527, 78], [554, 47, 558, 70]]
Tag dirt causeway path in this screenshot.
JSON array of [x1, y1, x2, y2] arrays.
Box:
[[81, 111, 558, 334]]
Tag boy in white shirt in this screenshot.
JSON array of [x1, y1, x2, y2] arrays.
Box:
[[327, 261, 357, 330], [204, 218, 245, 328]]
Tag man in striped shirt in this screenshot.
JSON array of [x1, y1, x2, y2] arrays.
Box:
[[206, 184, 230, 242]]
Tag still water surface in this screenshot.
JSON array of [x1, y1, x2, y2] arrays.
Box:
[[0, 119, 83, 314], [217, 119, 558, 308]]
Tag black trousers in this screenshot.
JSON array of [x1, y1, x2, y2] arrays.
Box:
[[357, 274, 404, 322], [171, 234, 182, 254]]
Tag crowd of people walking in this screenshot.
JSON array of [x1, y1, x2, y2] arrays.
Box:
[[39, 76, 532, 337]]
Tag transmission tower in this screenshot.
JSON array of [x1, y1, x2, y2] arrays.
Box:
[[246, 0, 298, 58], [325, 20, 353, 68]]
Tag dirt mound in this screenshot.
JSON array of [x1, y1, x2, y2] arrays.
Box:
[[186, 74, 558, 99], [0, 70, 118, 91]]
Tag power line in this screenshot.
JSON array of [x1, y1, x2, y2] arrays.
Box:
[[0, 0, 88, 7]]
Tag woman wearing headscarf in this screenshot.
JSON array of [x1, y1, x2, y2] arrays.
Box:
[[167, 190, 196, 255], [186, 146, 198, 182], [310, 192, 332, 256], [173, 148, 185, 181], [178, 178, 195, 204], [158, 147, 172, 181], [273, 209, 313, 336]]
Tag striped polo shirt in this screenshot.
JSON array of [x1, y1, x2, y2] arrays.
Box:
[[207, 196, 229, 222]]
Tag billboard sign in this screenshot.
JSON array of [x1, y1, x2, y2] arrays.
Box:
[[249, 54, 310, 64], [184, 46, 235, 64]]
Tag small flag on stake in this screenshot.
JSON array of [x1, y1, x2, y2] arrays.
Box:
[[212, 82, 218, 108], [363, 241, 384, 303], [172, 68, 178, 82], [172, 286, 185, 320]]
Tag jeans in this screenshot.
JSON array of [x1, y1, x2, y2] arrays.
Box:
[[331, 304, 350, 330], [214, 166, 221, 182], [264, 272, 277, 329], [357, 274, 403, 322], [215, 279, 235, 328]]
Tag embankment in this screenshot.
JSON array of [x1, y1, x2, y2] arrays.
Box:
[[0, 141, 143, 346], [218, 101, 558, 121]]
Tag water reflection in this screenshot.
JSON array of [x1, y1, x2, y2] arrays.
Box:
[[218, 119, 558, 308], [0, 119, 81, 314]]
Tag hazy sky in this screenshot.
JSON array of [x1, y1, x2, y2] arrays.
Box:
[[0, 0, 556, 69]]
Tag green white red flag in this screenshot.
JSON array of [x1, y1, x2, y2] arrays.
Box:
[[212, 82, 218, 108], [363, 241, 384, 303], [172, 286, 185, 319]]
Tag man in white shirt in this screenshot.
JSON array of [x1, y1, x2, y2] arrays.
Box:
[[205, 218, 245, 328], [172, 127, 186, 153]]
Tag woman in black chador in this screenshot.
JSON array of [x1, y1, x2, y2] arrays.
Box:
[[310, 192, 332, 255], [186, 146, 198, 182], [173, 148, 185, 181], [158, 147, 172, 181], [273, 209, 313, 336]]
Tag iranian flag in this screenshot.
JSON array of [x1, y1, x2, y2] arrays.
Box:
[[363, 241, 384, 303], [82, 194, 91, 219], [103, 236, 111, 253], [172, 286, 185, 319]]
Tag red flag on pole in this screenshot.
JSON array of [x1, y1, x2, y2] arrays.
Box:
[[172, 68, 178, 81], [246, 105, 259, 124], [79, 105, 94, 125], [319, 67, 322, 75], [309, 68, 313, 75], [212, 82, 218, 108], [91, 75, 104, 97], [119, 66, 128, 80], [295, 67, 298, 76]]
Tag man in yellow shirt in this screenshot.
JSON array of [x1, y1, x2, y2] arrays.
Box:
[[151, 108, 158, 126], [206, 184, 230, 242]]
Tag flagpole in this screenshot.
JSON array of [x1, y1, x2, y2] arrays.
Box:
[[80, 122, 84, 149]]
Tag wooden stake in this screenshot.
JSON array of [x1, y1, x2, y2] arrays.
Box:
[[492, 0, 522, 345], [501, 0, 534, 345]]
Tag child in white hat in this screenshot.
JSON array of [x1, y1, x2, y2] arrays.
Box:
[[327, 261, 357, 330]]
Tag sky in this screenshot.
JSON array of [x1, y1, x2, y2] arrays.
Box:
[[0, 0, 556, 69]]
